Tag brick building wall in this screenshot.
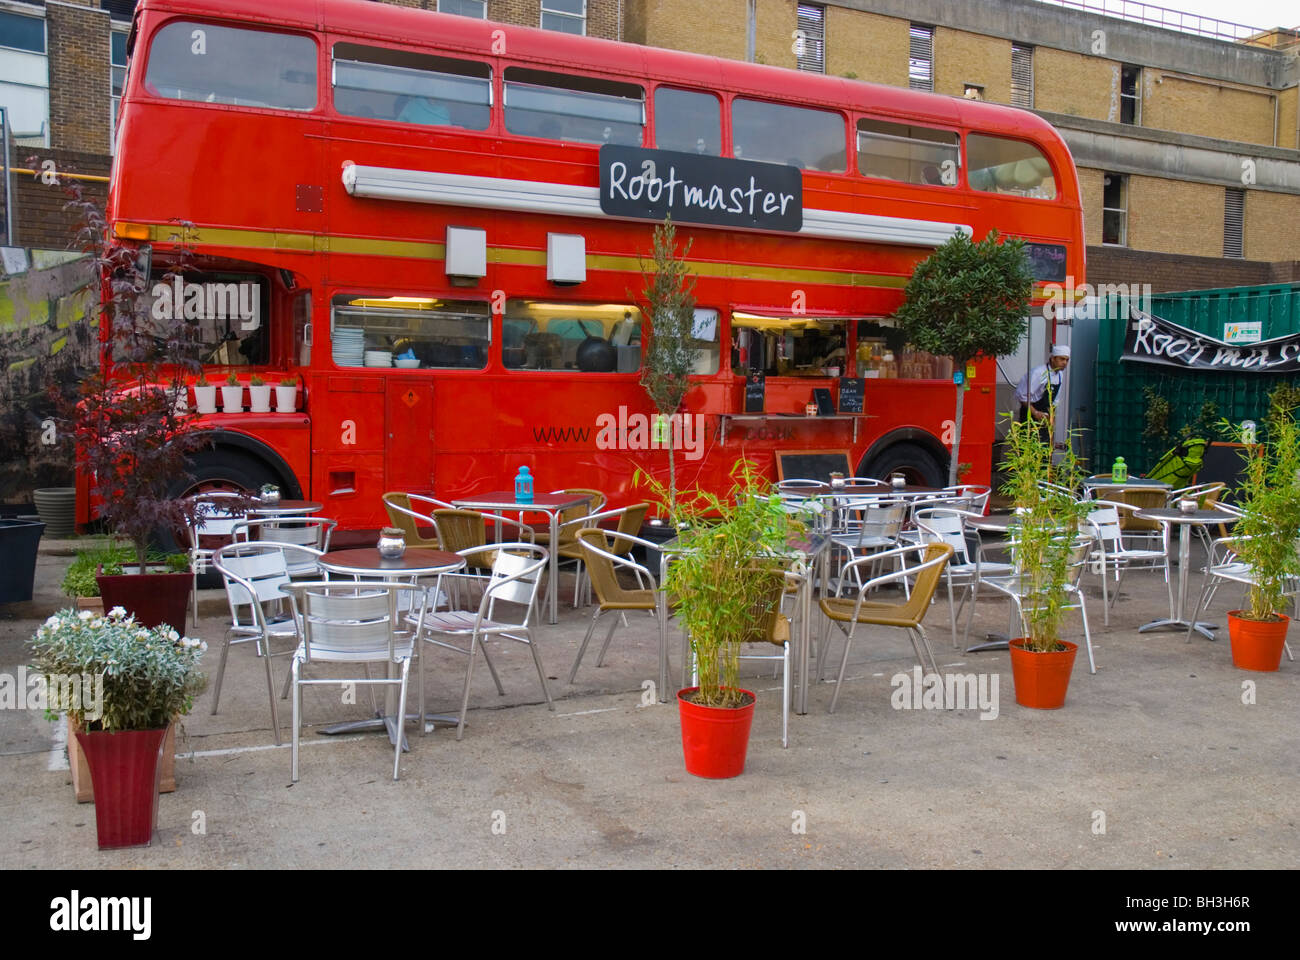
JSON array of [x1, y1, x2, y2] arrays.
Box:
[[1076, 167, 1104, 247], [754, 0, 797, 70], [47, 0, 112, 154], [1126, 176, 1223, 258], [1142, 73, 1277, 147], [8, 147, 110, 250], [1035, 47, 1116, 120], [1085, 246, 1288, 292], [1244, 191, 1300, 262], [825, 6, 907, 86], [625, 0, 748, 60], [933, 27, 1010, 104]]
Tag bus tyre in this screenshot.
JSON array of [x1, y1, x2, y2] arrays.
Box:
[[861, 442, 946, 488], [163, 449, 281, 585]]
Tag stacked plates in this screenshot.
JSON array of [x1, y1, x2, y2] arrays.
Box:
[[332, 328, 364, 366], [364, 350, 393, 368]]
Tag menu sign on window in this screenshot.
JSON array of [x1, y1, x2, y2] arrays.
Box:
[[599, 145, 803, 233]]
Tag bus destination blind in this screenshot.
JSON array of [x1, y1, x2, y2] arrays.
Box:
[[599, 145, 803, 233]]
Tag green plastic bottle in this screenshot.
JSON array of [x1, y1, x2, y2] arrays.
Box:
[[1112, 457, 1128, 483]]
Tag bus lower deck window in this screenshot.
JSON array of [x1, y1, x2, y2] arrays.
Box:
[[503, 301, 641, 372], [331, 295, 490, 369]]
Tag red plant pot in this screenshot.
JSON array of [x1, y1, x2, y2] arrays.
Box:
[[95, 570, 192, 633], [677, 687, 756, 779], [1008, 639, 1078, 709], [74, 728, 167, 849], [1227, 611, 1289, 672]]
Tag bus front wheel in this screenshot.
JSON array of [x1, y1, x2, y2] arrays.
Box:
[[859, 442, 946, 487]]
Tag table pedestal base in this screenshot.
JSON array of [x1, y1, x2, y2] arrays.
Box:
[[1139, 618, 1218, 640]]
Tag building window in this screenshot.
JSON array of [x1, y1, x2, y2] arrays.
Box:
[[795, 4, 825, 74], [438, 0, 487, 17], [1120, 64, 1141, 124], [541, 0, 586, 36], [1010, 44, 1033, 109], [1223, 188, 1245, 259], [110, 29, 128, 152], [0, 9, 49, 146], [908, 25, 933, 92], [1102, 173, 1127, 246]]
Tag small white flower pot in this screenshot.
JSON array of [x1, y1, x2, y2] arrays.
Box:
[[275, 384, 298, 413], [248, 384, 272, 413], [221, 384, 244, 413], [193, 385, 217, 414]]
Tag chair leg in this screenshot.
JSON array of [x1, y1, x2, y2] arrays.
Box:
[[593, 614, 621, 667], [523, 628, 555, 711], [209, 631, 232, 716], [262, 639, 282, 746], [191, 570, 199, 630], [568, 608, 604, 684], [290, 657, 301, 783], [456, 636, 478, 741], [478, 641, 507, 696], [1098, 556, 1110, 627], [781, 641, 790, 748], [828, 622, 854, 714], [912, 624, 941, 677], [393, 659, 410, 781], [1077, 592, 1095, 674], [945, 574, 959, 649], [418, 636, 427, 735]]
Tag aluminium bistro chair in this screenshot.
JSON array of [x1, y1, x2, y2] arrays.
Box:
[[1085, 500, 1173, 625], [735, 563, 802, 748], [567, 528, 662, 683], [828, 498, 906, 595], [382, 492, 453, 549], [1184, 534, 1297, 660], [415, 543, 553, 740], [943, 484, 992, 514], [530, 488, 606, 548], [233, 516, 336, 577], [281, 581, 428, 781], [1167, 481, 1228, 548], [211, 540, 325, 745], [558, 503, 650, 607], [432, 508, 536, 579], [819, 542, 954, 713], [184, 492, 247, 628], [977, 536, 1098, 674], [913, 507, 1014, 646]]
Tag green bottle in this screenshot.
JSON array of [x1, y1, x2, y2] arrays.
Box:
[[1112, 457, 1128, 483]]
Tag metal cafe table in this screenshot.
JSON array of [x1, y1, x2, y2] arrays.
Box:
[[451, 490, 592, 624], [247, 499, 324, 518], [1133, 507, 1238, 641], [312, 547, 466, 747]]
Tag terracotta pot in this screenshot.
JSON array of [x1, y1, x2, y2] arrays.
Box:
[[95, 569, 192, 633], [75, 727, 168, 849], [1008, 639, 1078, 709], [1227, 611, 1289, 672], [677, 687, 756, 779], [69, 715, 176, 802]]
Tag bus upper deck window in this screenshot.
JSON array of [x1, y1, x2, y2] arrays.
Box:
[[332, 43, 490, 130], [966, 134, 1057, 200], [732, 99, 846, 173], [653, 88, 720, 156], [504, 67, 644, 146], [144, 22, 316, 110], [857, 118, 958, 187]]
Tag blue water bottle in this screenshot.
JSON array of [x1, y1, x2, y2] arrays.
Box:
[[514, 466, 534, 504]]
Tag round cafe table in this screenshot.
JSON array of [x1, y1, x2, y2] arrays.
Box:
[[1134, 507, 1237, 640], [247, 499, 323, 518]]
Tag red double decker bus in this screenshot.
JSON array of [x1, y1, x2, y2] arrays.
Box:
[[87, 0, 1084, 531]]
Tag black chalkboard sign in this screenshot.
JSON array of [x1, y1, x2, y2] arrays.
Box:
[[1198, 442, 1248, 501], [1024, 242, 1068, 282], [813, 388, 833, 415], [838, 377, 864, 413], [744, 371, 765, 413], [776, 449, 852, 483]]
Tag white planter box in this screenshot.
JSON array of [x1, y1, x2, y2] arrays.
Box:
[[248, 384, 272, 413], [193, 385, 217, 414], [220, 385, 244, 413], [275, 384, 298, 412]]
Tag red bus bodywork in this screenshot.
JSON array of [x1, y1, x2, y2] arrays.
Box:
[[88, 0, 1085, 530]]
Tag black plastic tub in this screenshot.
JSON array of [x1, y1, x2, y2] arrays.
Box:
[[0, 518, 45, 603]]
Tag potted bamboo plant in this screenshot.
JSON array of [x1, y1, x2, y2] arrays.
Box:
[[1219, 389, 1300, 671], [30, 606, 205, 847], [999, 413, 1091, 708], [640, 459, 801, 778]]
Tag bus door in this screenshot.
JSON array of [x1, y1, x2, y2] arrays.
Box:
[[385, 377, 436, 494]]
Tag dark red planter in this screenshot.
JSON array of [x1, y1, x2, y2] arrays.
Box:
[[677, 687, 756, 779], [74, 728, 167, 849], [95, 570, 192, 632]]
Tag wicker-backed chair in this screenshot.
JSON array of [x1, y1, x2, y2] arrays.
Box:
[[567, 528, 661, 683], [382, 492, 449, 549], [558, 503, 650, 606]]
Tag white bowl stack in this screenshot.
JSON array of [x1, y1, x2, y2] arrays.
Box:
[[332, 328, 364, 366], [364, 350, 393, 368]]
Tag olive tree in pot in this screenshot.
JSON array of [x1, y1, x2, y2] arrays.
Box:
[[30, 607, 205, 847], [640, 459, 801, 778], [891, 230, 1033, 486], [999, 412, 1092, 708], [1219, 389, 1300, 671]]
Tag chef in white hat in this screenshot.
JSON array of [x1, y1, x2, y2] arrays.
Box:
[[1014, 343, 1070, 434]]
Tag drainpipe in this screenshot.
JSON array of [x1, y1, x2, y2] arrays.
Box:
[[747, 0, 756, 62]]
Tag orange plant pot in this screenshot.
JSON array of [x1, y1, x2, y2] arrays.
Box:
[[1227, 611, 1289, 672], [1008, 639, 1078, 709]]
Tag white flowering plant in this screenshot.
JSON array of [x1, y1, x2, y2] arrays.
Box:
[[29, 607, 207, 731]]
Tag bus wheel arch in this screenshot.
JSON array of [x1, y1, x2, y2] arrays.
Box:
[[178, 431, 303, 501], [858, 429, 949, 487]]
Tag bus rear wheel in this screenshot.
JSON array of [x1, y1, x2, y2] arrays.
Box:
[[860, 442, 947, 487]]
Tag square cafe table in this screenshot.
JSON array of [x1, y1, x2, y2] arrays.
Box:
[[1134, 507, 1237, 640], [450, 490, 592, 624]]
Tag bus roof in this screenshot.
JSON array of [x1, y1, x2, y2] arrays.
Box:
[[137, 0, 1067, 148]]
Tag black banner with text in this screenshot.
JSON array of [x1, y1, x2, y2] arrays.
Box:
[[1122, 310, 1300, 374]]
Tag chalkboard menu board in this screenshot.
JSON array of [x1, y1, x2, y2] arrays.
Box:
[[744, 371, 765, 413], [838, 377, 864, 413], [1198, 442, 1247, 501], [813, 388, 833, 415], [776, 449, 852, 483], [1024, 242, 1068, 282]]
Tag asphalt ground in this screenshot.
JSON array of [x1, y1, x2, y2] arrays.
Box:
[[1, 531, 1296, 873]]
